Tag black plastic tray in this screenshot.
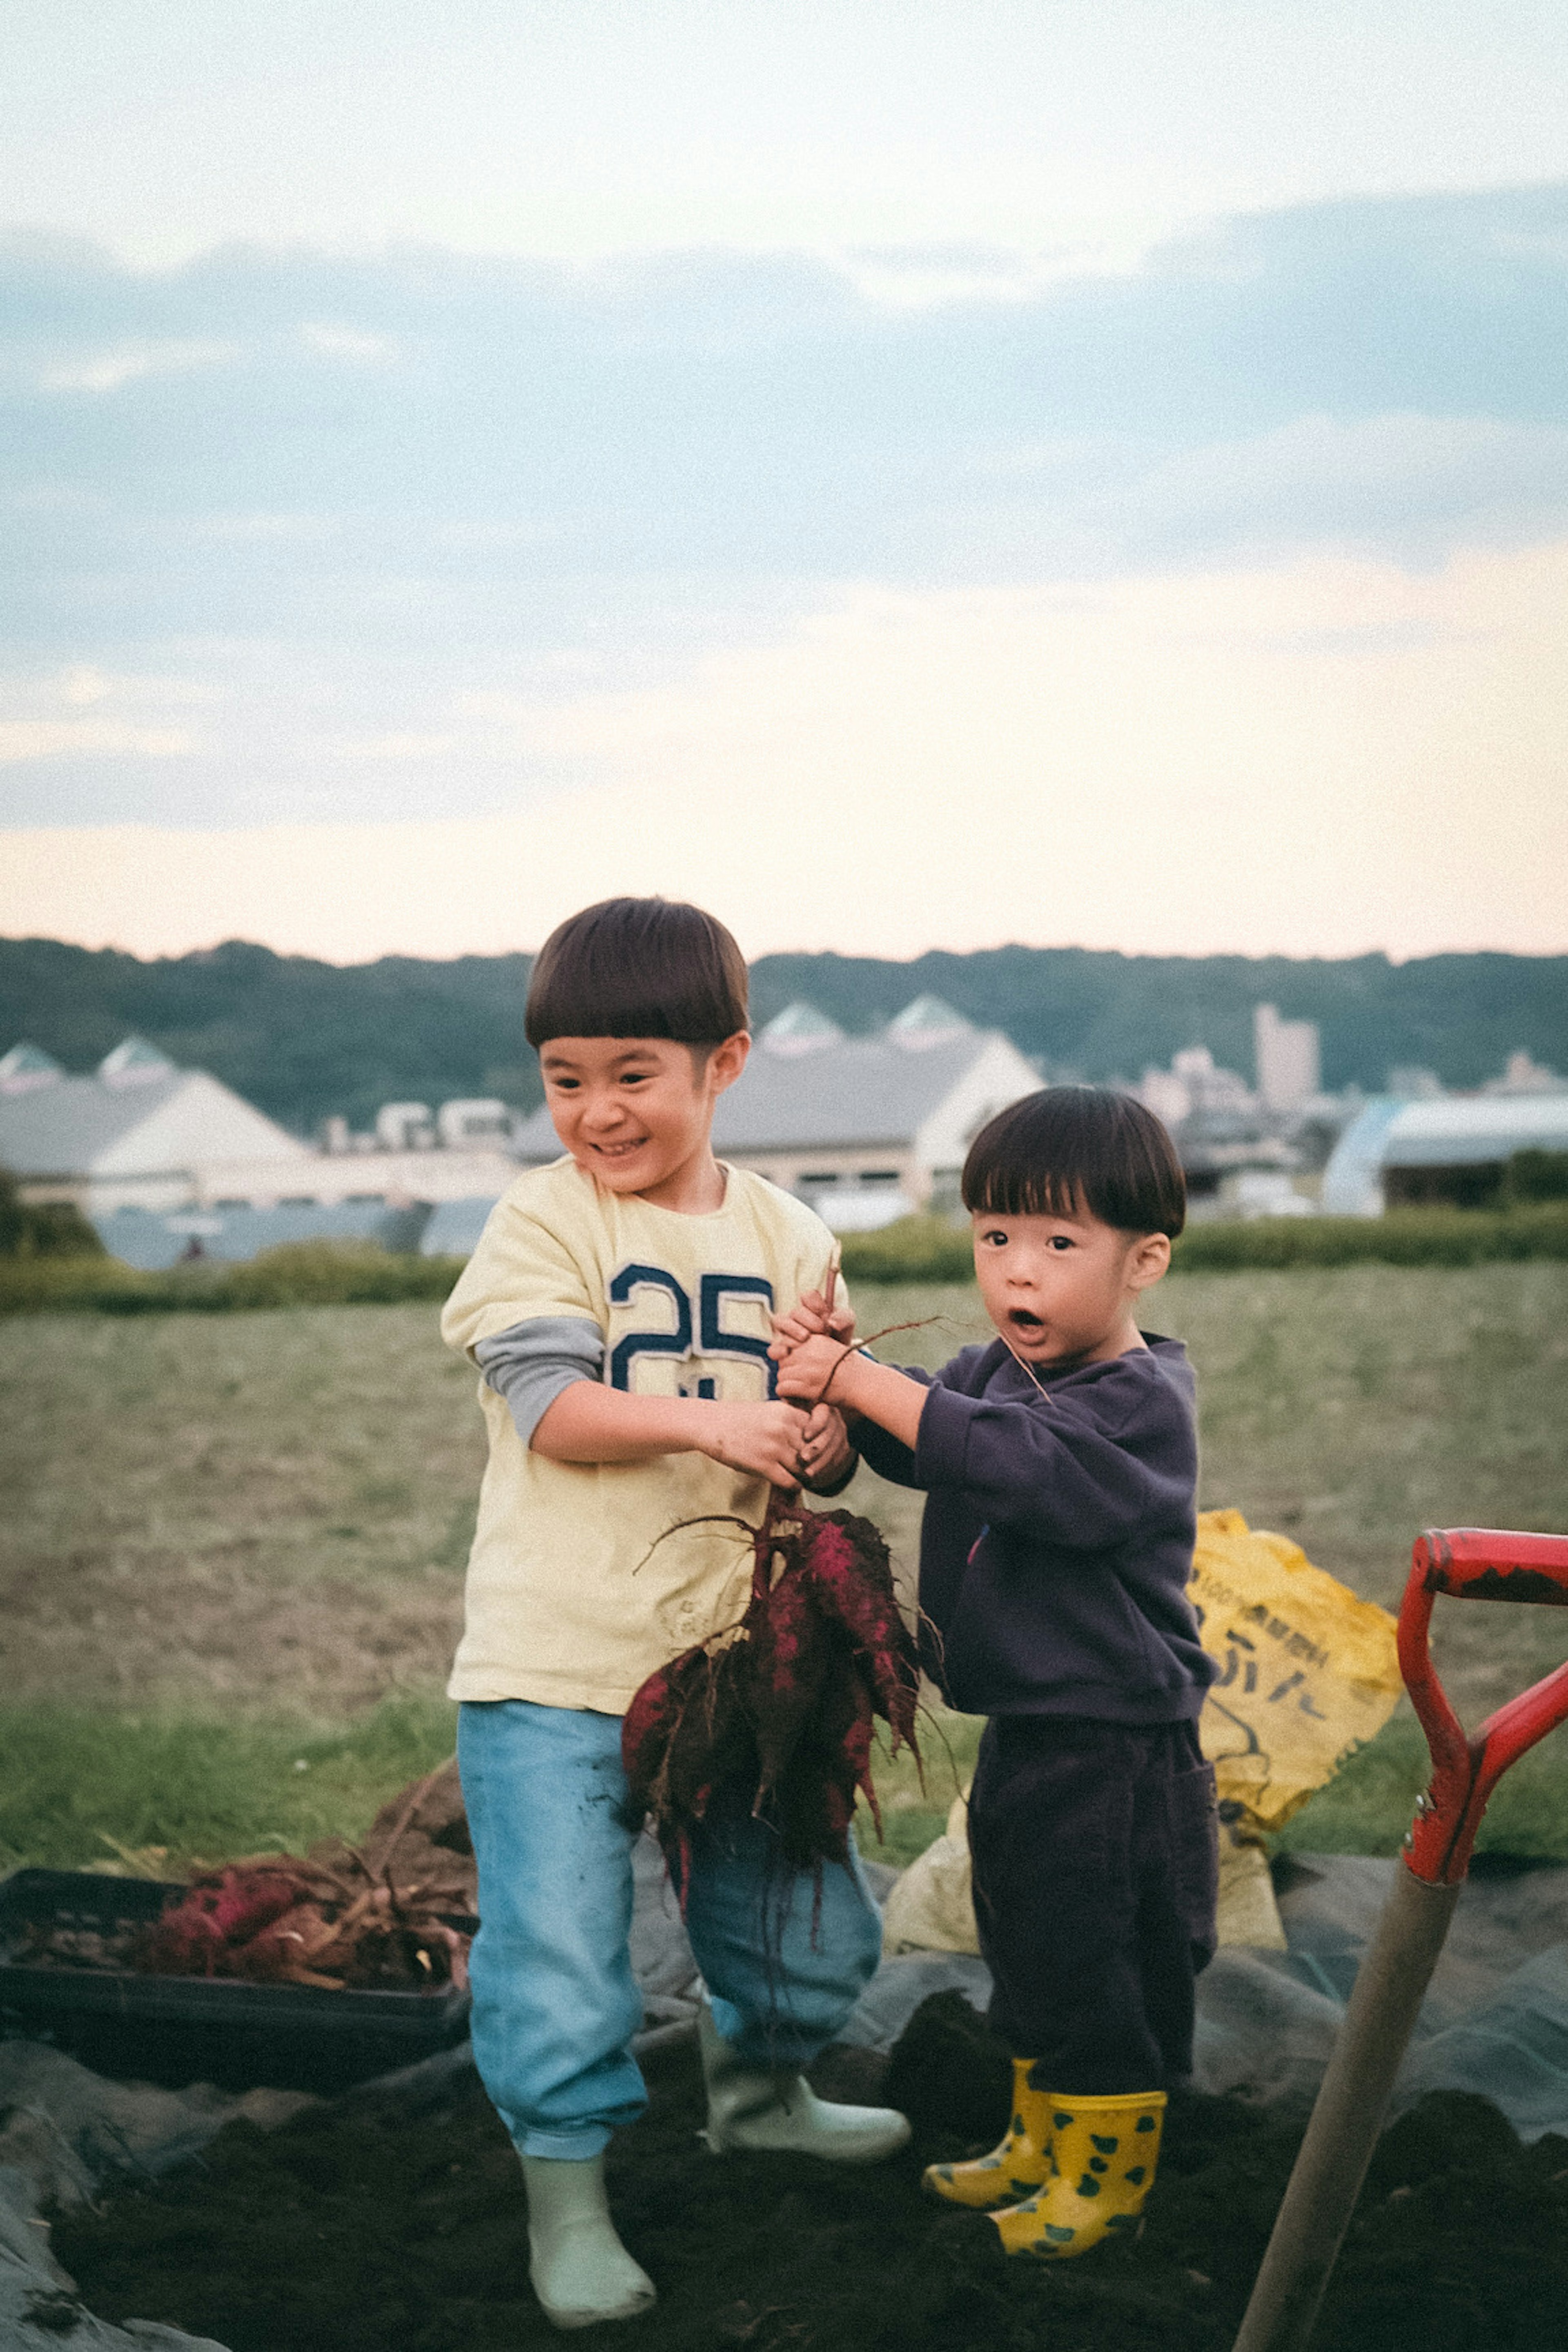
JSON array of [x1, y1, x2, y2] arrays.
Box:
[[0, 1868, 473, 2094]]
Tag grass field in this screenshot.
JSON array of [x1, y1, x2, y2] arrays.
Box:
[[3, 1262, 1566, 1873]]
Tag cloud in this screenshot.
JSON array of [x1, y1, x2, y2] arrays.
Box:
[[5, 187, 1564, 562], [297, 322, 398, 362], [0, 719, 196, 761], [323, 730, 459, 759], [1077, 412, 1568, 564], [40, 338, 241, 392], [0, 662, 214, 710], [3, 541, 1564, 962], [833, 236, 1156, 310], [0, 663, 213, 782], [1, 184, 1566, 834]]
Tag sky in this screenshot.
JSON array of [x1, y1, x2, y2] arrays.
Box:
[[2, 1, 1566, 964]]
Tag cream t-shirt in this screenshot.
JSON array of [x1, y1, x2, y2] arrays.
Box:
[[441, 1155, 843, 1712]]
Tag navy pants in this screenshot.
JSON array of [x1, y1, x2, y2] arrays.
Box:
[[967, 1715, 1219, 2095]]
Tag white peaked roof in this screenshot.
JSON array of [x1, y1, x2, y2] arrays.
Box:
[[0, 1042, 65, 1093], [721, 996, 1006, 1150], [714, 1028, 987, 1151], [0, 1039, 308, 1179], [759, 1002, 846, 1056], [0, 1068, 189, 1175], [886, 994, 971, 1047], [98, 1035, 178, 1085]]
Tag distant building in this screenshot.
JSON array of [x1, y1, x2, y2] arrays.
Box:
[[97, 1198, 428, 1271], [1254, 1004, 1321, 1113], [421, 1196, 508, 1258], [1135, 1025, 1351, 1214], [323, 1098, 523, 1157], [1136, 1045, 1257, 1127], [1140, 1009, 1325, 1128], [1386, 1066, 1446, 1101], [0, 1036, 528, 1257], [1136, 1065, 1192, 1130], [1482, 1051, 1566, 1097], [509, 995, 1040, 1230], [0, 1036, 312, 1217], [1322, 1092, 1568, 1215], [1226, 1169, 1315, 1221]]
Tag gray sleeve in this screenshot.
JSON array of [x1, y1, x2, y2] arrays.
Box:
[[474, 1316, 607, 1445]]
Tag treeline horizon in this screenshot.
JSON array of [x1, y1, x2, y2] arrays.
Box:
[[2, 933, 1564, 1137]]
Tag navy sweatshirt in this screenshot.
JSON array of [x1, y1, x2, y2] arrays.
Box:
[[854, 1334, 1215, 1724]]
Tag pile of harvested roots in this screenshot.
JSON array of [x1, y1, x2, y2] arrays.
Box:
[[133, 1861, 468, 1993], [622, 1496, 922, 1892], [132, 1760, 477, 1992], [18, 1762, 478, 1994]]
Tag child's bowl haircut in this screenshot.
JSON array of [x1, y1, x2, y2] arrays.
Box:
[[962, 1087, 1186, 1238], [525, 897, 750, 1049]]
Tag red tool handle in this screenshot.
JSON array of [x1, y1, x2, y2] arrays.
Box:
[[1399, 1528, 1568, 1885]]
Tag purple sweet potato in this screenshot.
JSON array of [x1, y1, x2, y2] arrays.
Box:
[[623, 1497, 922, 1889]]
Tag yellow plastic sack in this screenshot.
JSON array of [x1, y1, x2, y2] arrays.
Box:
[[882, 1510, 1401, 1958], [881, 1789, 978, 1957], [1192, 1507, 1402, 1837]]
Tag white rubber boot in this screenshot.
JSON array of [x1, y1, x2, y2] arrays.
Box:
[[519, 2153, 656, 2331], [697, 2004, 911, 2164]]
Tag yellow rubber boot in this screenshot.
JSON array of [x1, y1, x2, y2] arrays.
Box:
[[922, 2058, 1055, 2211], [991, 2089, 1165, 2259]]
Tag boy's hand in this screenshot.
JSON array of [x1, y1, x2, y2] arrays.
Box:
[[532, 1384, 858, 1481], [699, 1398, 813, 1488], [777, 1339, 929, 1452], [797, 1403, 855, 1491], [774, 1332, 859, 1408], [769, 1285, 855, 1359]]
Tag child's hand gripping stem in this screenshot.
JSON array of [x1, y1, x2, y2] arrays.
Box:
[[773, 1325, 933, 1455], [770, 1278, 855, 1356], [532, 1384, 815, 1490], [771, 1249, 857, 1490], [701, 1398, 821, 1486]]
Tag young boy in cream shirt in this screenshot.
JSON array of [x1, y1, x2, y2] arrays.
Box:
[[443, 895, 907, 2333]]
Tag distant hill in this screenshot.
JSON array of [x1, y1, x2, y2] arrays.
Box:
[[750, 947, 1568, 1102], [1, 935, 1564, 1138], [0, 938, 541, 1136]]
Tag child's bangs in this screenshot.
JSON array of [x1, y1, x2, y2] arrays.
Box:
[[966, 1163, 1091, 1221]]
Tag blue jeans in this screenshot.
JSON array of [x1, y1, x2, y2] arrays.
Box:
[[458, 1699, 885, 2158]]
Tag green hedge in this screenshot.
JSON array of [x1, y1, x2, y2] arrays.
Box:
[[1506, 1148, 1568, 1205], [6, 1200, 1568, 1313], [838, 1218, 978, 1283], [1171, 1199, 1568, 1272], [840, 1203, 1568, 1283], [0, 1239, 466, 1316], [0, 1165, 104, 1258]]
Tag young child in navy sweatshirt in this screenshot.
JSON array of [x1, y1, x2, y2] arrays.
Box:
[[772, 1086, 1218, 2259]]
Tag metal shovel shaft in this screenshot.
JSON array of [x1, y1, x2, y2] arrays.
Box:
[[1230, 1864, 1461, 2352]]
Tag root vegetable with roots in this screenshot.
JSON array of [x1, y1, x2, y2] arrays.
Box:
[[621, 1492, 923, 1897], [622, 1275, 931, 1899]]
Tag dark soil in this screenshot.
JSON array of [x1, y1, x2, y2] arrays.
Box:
[[54, 1993, 1568, 2352]]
